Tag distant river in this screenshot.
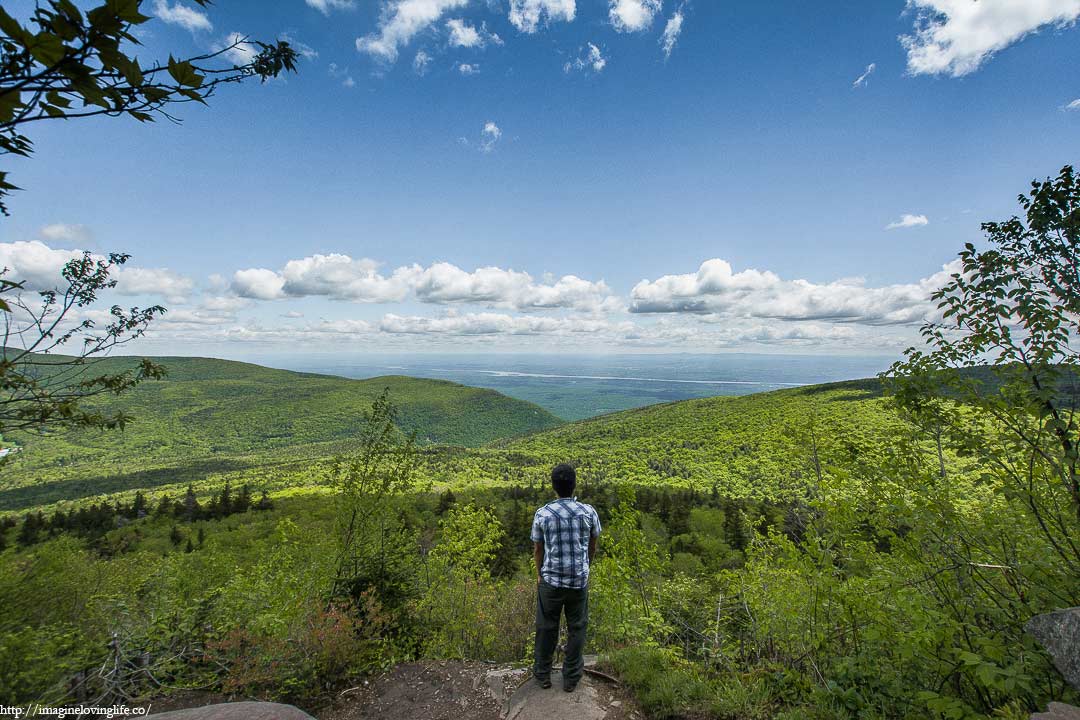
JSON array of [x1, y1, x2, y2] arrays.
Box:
[[252, 353, 897, 421]]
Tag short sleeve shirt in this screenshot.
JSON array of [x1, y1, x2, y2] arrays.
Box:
[[531, 498, 601, 589]]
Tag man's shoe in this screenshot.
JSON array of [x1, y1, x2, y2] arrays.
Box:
[[536, 677, 552, 689], [562, 680, 578, 693]]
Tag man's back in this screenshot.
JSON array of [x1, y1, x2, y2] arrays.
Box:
[[532, 497, 601, 589]]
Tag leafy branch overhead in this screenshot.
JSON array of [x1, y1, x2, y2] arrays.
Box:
[[0, 252, 166, 435], [0, 0, 300, 216]]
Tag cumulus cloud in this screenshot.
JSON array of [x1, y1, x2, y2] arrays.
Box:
[[509, 0, 576, 33], [479, 121, 501, 152], [305, 0, 355, 14], [660, 8, 684, 59], [153, 0, 212, 33], [564, 43, 606, 73], [885, 213, 929, 230], [629, 258, 962, 326], [609, 0, 661, 32], [38, 223, 92, 246], [0, 241, 83, 290], [457, 62, 480, 75], [357, 0, 469, 63], [853, 62, 876, 87], [0, 240, 193, 303], [414, 50, 433, 74], [900, 0, 1080, 77], [1065, 98, 1080, 110], [115, 267, 195, 303], [447, 18, 503, 48], [230, 254, 615, 312]]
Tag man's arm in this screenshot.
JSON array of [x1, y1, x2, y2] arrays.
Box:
[[588, 535, 597, 562], [534, 541, 544, 583]]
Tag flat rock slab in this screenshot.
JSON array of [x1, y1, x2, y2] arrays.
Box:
[[149, 702, 314, 719], [1027, 608, 1080, 691], [503, 671, 606, 720], [1032, 702, 1080, 720]]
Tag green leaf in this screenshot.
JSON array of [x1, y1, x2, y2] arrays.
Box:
[[45, 91, 72, 109], [0, 91, 23, 124], [167, 57, 204, 88], [0, 7, 27, 42], [26, 31, 67, 66]]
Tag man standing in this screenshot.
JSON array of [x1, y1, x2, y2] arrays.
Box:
[[531, 463, 601, 692]]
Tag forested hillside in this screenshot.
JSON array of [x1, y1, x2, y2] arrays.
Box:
[[0, 356, 563, 509]]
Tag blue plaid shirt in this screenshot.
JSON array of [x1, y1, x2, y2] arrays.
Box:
[[531, 498, 601, 589]]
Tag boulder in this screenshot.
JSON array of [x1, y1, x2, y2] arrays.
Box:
[[1032, 702, 1080, 720], [148, 702, 314, 719], [1027, 608, 1080, 691]]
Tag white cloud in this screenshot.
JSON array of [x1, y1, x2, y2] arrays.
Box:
[[457, 62, 480, 75], [447, 18, 483, 47], [901, 0, 1080, 77], [0, 240, 193, 303], [885, 213, 929, 230], [305, 0, 355, 14], [356, 0, 469, 63], [509, 0, 576, 33], [629, 257, 962, 326], [564, 43, 606, 73], [329, 62, 356, 87], [0, 241, 83, 290], [38, 223, 91, 246], [853, 62, 876, 87], [232, 268, 287, 300], [447, 18, 503, 48], [609, 0, 661, 32], [660, 8, 684, 59], [114, 267, 195, 303], [153, 0, 212, 33], [1065, 98, 1080, 110], [479, 121, 501, 152], [230, 254, 615, 312], [220, 32, 258, 66], [414, 50, 433, 74]]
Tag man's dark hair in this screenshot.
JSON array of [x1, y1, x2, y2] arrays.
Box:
[[551, 463, 577, 498]]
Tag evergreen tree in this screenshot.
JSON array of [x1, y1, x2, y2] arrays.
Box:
[[154, 494, 173, 517], [256, 491, 274, 511], [169, 525, 183, 546], [131, 491, 148, 519], [219, 481, 232, 517], [184, 538, 194, 553], [235, 484, 252, 514], [197, 527, 206, 548], [16, 512, 42, 546], [181, 485, 200, 522]]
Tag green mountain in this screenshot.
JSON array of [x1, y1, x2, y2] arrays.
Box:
[[0, 356, 563, 509]]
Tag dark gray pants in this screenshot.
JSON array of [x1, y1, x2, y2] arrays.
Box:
[[534, 579, 588, 685]]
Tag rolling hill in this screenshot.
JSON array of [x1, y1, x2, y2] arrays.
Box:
[[0, 356, 564, 509]]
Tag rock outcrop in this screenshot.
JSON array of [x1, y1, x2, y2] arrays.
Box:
[[1027, 608, 1080, 692], [148, 701, 314, 719]]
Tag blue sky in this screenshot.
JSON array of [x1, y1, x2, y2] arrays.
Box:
[[2, 0, 1079, 357]]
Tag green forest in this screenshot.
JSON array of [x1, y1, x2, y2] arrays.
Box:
[[3, 161, 1080, 717]]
